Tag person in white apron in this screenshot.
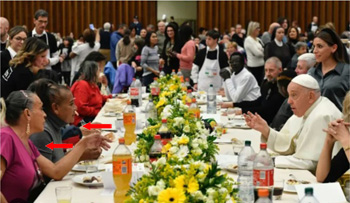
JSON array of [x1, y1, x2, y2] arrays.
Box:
[[191, 30, 229, 92]]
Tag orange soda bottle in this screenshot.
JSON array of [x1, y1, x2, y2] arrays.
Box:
[[113, 138, 132, 203], [189, 98, 200, 118], [123, 100, 136, 145]]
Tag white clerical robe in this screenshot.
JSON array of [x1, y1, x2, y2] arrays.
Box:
[[265, 96, 342, 171]]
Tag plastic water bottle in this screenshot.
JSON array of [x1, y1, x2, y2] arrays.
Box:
[[256, 189, 272, 203], [159, 70, 165, 78], [150, 77, 160, 101], [171, 69, 176, 76], [253, 143, 274, 201], [299, 187, 319, 203], [145, 99, 157, 122], [135, 77, 142, 106], [177, 70, 184, 81], [237, 140, 256, 203], [207, 84, 217, 114], [113, 138, 132, 203], [129, 78, 140, 107]]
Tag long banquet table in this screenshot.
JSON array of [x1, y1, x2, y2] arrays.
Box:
[[35, 98, 317, 203]]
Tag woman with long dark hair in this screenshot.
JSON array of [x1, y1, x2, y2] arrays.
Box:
[[116, 29, 134, 65], [159, 23, 180, 74]]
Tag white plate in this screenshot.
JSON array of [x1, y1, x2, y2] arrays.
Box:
[[224, 122, 250, 129], [223, 164, 238, 173], [103, 112, 122, 117], [72, 164, 105, 172], [72, 172, 103, 187]]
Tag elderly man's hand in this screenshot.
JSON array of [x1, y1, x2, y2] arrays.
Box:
[[244, 111, 270, 138]]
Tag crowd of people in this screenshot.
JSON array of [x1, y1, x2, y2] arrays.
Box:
[[0, 8, 350, 202]]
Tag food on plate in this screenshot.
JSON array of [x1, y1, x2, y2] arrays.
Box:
[[231, 138, 243, 145], [286, 179, 310, 185], [83, 176, 102, 183], [104, 132, 115, 141]]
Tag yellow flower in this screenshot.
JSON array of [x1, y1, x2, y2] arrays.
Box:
[[162, 143, 172, 153], [187, 177, 199, 193], [174, 176, 199, 194], [158, 188, 186, 203], [178, 136, 189, 145], [156, 98, 166, 108], [139, 199, 145, 203], [169, 84, 178, 91]]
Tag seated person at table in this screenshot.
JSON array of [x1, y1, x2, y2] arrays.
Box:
[[244, 74, 342, 170], [219, 52, 260, 103], [295, 53, 316, 75], [270, 70, 297, 131], [0, 90, 111, 202], [71, 61, 112, 126], [222, 57, 285, 124], [29, 79, 102, 166], [317, 91, 350, 182]]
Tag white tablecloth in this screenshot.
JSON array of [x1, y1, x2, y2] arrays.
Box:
[[35, 101, 317, 203]]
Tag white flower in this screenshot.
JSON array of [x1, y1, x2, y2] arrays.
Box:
[[191, 143, 199, 148], [202, 142, 208, 149], [192, 148, 203, 156], [169, 146, 179, 154], [174, 117, 185, 127], [183, 125, 190, 133], [196, 121, 203, 129], [148, 185, 162, 196], [156, 179, 166, 189], [161, 105, 173, 119], [207, 188, 216, 197], [140, 155, 146, 162], [152, 157, 166, 167], [170, 136, 179, 146], [176, 145, 189, 160], [191, 191, 204, 201], [218, 188, 228, 195]]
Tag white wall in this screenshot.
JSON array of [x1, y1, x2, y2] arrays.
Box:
[[157, 1, 197, 25]]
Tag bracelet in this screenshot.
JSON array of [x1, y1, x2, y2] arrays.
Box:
[[344, 146, 350, 151]]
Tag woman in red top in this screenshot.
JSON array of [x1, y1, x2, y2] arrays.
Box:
[[71, 61, 112, 126]]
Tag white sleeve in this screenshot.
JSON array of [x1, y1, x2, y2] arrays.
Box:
[[275, 155, 317, 171], [191, 64, 199, 84], [224, 76, 252, 103], [49, 51, 60, 66]]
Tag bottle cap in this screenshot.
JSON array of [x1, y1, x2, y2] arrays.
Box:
[[258, 189, 269, 197], [210, 84, 213, 87], [187, 89, 192, 93], [186, 78, 189, 81], [192, 98, 196, 103], [127, 100, 131, 105], [133, 78, 136, 81], [162, 119, 167, 123], [172, 69, 175, 72], [153, 77, 158, 81], [244, 140, 251, 146], [305, 187, 313, 195], [119, 138, 125, 144], [154, 134, 161, 140], [260, 143, 267, 149]]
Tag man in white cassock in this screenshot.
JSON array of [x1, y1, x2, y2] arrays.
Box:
[[245, 74, 342, 171]]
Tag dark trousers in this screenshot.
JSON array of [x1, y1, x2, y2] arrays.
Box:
[[142, 73, 156, 92], [246, 65, 265, 86]]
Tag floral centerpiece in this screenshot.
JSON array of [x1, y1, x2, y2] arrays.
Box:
[[129, 75, 238, 202]]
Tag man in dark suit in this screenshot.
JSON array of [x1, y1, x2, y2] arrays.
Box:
[[307, 16, 319, 34]]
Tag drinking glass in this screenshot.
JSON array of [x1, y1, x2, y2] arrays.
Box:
[[273, 179, 284, 200], [55, 186, 72, 203], [227, 108, 235, 121], [85, 160, 99, 173]]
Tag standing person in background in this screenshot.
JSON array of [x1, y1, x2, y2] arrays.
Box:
[[290, 42, 308, 70], [141, 31, 159, 88], [69, 28, 100, 82], [307, 16, 319, 34], [129, 25, 138, 42], [191, 30, 229, 91], [58, 36, 74, 85], [29, 9, 61, 71], [128, 38, 145, 79], [287, 26, 300, 57], [140, 29, 147, 40], [260, 22, 280, 45], [172, 25, 195, 80], [244, 21, 265, 86], [156, 21, 166, 55], [1, 38, 49, 99], [159, 23, 180, 74], [264, 26, 291, 69], [278, 17, 289, 43], [116, 29, 134, 65], [1, 26, 27, 75], [99, 22, 111, 62], [225, 42, 238, 59], [231, 24, 246, 48], [110, 24, 126, 68], [130, 15, 142, 35], [0, 17, 9, 52]]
